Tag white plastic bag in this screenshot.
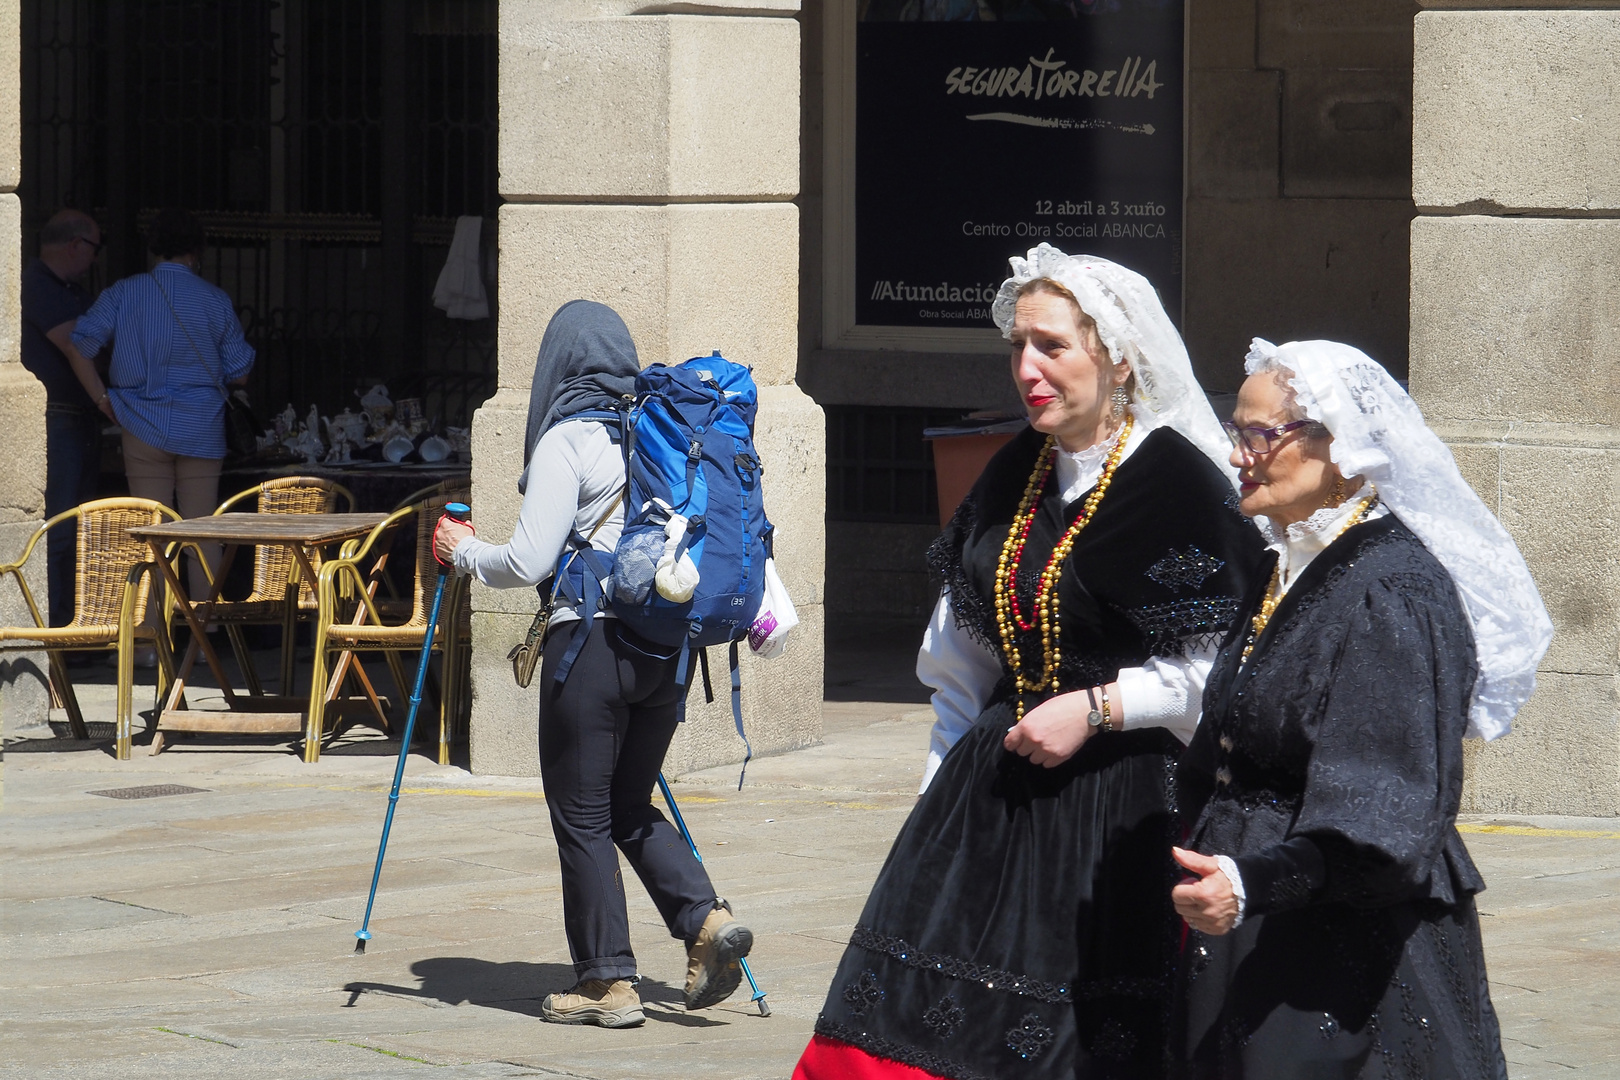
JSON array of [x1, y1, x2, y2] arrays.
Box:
[[747, 558, 798, 660]]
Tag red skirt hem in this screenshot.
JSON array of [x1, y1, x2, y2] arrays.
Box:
[[792, 1034, 949, 1080]]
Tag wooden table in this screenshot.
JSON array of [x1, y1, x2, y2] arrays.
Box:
[[129, 513, 389, 759]]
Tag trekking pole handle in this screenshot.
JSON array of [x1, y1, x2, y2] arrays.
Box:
[[434, 502, 472, 573]]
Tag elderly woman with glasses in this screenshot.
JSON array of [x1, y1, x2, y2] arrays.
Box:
[[1169, 339, 1552, 1079]]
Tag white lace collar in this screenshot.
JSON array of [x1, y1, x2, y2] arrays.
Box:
[[1052, 405, 1154, 505], [1259, 485, 1386, 594]]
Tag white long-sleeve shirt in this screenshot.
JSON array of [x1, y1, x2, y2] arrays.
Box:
[[916, 596, 1217, 792], [916, 415, 1215, 793], [452, 420, 625, 625]]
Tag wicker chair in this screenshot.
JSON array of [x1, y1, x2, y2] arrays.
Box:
[[306, 490, 470, 764], [208, 476, 355, 696], [0, 497, 183, 759], [349, 478, 472, 621]]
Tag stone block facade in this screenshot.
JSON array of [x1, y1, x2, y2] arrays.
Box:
[[1410, 217, 1620, 426], [0, 0, 1601, 818], [1410, 5, 1620, 813], [1413, 12, 1620, 212], [499, 13, 799, 201], [469, 3, 820, 779], [496, 202, 800, 392]]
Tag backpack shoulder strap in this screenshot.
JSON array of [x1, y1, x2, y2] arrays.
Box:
[[553, 486, 625, 603], [549, 486, 627, 685]]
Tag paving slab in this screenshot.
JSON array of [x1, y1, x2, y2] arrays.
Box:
[[4, 669, 1619, 1077]]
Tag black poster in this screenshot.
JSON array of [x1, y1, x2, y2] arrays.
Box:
[[855, 3, 1184, 329]]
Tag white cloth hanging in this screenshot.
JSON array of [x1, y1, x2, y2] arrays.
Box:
[[432, 215, 489, 320]]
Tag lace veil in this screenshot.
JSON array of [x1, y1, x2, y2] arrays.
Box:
[[1245, 337, 1553, 740], [991, 243, 1235, 479]]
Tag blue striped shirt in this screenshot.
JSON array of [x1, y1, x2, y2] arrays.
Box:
[[73, 261, 256, 459]]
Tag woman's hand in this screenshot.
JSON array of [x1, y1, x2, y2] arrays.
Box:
[[1171, 847, 1240, 936], [433, 517, 475, 565], [1003, 684, 1118, 767]]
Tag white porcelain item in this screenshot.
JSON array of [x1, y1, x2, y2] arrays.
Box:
[[417, 435, 452, 463], [382, 435, 415, 463]]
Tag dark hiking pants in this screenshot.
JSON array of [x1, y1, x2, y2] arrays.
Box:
[[539, 620, 720, 982]]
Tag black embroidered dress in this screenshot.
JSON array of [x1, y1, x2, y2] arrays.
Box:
[[1176, 513, 1508, 1079], [806, 425, 1262, 1080]]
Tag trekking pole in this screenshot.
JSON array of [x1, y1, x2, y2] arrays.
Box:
[[657, 772, 770, 1016], [354, 501, 471, 955]]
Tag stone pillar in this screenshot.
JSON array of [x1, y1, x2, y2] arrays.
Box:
[[1410, 7, 1620, 813], [0, 0, 50, 734], [469, 2, 821, 777]]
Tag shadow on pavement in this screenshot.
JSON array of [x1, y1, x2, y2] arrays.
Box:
[[4, 714, 459, 766], [342, 957, 727, 1027]]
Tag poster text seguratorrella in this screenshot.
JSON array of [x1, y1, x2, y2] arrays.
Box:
[[855, 3, 1184, 329]]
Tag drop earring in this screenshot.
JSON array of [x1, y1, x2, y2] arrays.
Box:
[[1111, 386, 1129, 419]]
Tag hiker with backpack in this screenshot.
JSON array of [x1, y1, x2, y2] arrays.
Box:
[[433, 299, 757, 1028]]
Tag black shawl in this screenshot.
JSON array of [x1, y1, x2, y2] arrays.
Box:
[[1176, 514, 1507, 1078]]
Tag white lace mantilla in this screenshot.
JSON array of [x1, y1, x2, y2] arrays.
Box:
[[994, 244, 1236, 485], [1245, 338, 1554, 740]]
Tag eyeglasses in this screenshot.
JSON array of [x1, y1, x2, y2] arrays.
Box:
[[1221, 419, 1316, 455], [75, 235, 105, 254]]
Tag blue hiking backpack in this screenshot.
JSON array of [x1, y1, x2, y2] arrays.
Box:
[[551, 352, 773, 781]]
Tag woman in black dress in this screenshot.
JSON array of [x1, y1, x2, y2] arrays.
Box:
[[795, 245, 1263, 1080], [1171, 338, 1553, 1078]]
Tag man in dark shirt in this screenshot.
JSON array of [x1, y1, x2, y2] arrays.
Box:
[[22, 209, 111, 628]]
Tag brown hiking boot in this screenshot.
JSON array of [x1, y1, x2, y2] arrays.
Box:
[[684, 901, 753, 1011], [540, 978, 645, 1027]]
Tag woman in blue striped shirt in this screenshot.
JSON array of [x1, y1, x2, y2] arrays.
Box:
[[73, 208, 255, 597]]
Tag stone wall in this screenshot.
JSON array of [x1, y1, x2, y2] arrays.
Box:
[[1186, 0, 1418, 390], [469, 2, 822, 777], [0, 0, 49, 735], [1409, 7, 1620, 814]]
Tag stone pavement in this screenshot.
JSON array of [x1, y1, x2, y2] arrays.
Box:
[[3, 666, 1618, 1078]]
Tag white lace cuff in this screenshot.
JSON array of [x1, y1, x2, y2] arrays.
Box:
[[1112, 646, 1216, 746], [1214, 854, 1246, 928]]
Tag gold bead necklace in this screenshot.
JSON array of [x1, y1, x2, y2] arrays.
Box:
[[993, 414, 1134, 724], [1240, 491, 1378, 665]]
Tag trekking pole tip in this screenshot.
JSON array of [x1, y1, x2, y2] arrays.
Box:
[[354, 929, 372, 954]]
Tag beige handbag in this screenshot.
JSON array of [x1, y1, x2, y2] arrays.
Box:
[[508, 490, 624, 688]]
